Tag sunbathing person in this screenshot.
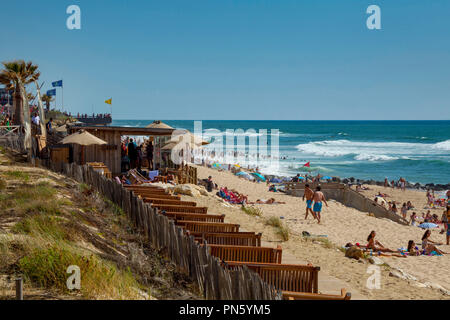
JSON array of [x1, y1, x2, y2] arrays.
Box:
[[421, 230, 447, 255], [366, 231, 396, 253], [407, 240, 421, 256], [255, 198, 286, 204]]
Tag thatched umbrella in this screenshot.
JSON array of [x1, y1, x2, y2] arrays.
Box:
[[169, 130, 209, 146], [60, 130, 107, 164], [146, 120, 174, 129]]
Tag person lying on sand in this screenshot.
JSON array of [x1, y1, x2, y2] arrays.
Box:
[[366, 231, 396, 253], [422, 230, 447, 255], [252, 198, 286, 204]]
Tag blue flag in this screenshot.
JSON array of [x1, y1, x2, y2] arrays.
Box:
[[52, 80, 63, 87], [47, 89, 56, 96]]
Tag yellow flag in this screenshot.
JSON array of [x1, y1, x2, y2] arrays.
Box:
[[105, 98, 112, 105]]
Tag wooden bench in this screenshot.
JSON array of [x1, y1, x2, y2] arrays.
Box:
[[197, 232, 262, 247], [177, 221, 240, 233], [140, 194, 181, 200], [283, 289, 351, 300], [188, 231, 257, 241], [223, 261, 318, 293], [143, 198, 197, 206], [164, 212, 225, 223], [124, 184, 161, 189], [129, 188, 168, 195], [208, 245, 282, 264], [152, 204, 208, 214]]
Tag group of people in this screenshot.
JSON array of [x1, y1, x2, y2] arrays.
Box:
[[76, 113, 111, 119], [121, 137, 154, 173], [302, 184, 328, 224], [218, 186, 249, 205], [364, 229, 448, 257], [426, 189, 448, 208], [384, 177, 407, 191]]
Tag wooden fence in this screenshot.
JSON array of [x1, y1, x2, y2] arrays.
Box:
[[0, 127, 25, 153], [43, 160, 281, 300]]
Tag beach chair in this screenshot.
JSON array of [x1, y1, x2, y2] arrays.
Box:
[[223, 261, 319, 293], [208, 244, 282, 264], [283, 289, 351, 300], [165, 213, 225, 223], [198, 232, 262, 247], [177, 221, 240, 233], [143, 198, 197, 206], [139, 194, 181, 200], [152, 204, 208, 214]]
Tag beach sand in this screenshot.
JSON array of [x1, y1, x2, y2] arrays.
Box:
[[185, 165, 450, 299]]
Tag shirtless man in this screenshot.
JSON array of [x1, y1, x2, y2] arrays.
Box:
[[312, 186, 328, 224], [303, 184, 316, 220]]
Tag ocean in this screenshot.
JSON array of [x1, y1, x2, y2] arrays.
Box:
[[112, 120, 450, 185]]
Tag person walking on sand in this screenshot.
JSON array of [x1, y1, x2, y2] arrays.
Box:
[[312, 186, 328, 224], [303, 184, 315, 220], [401, 203, 408, 220], [444, 205, 450, 245]]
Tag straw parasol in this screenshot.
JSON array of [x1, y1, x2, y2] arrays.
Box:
[[169, 130, 209, 146], [60, 130, 107, 164], [146, 120, 174, 129]]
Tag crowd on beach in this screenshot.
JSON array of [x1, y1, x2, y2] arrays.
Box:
[[76, 113, 111, 119], [120, 136, 154, 173]]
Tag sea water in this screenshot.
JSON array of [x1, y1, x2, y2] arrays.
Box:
[[112, 120, 450, 185]]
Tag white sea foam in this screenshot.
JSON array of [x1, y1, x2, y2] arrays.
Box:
[[432, 139, 450, 151], [295, 139, 450, 161]]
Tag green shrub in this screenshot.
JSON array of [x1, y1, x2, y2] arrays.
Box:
[[265, 216, 282, 228], [241, 206, 262, 217], [3, 171, 30, 181], [265, 217, 290, 241], [18, 246, 142, 299], [12, 214, 75, 241]]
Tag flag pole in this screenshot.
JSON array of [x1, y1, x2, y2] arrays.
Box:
[[62, 78, 64, 114]]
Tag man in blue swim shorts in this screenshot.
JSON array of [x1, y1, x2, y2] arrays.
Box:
[[312, 186, 328, 224], [303, 184, 316, 220]]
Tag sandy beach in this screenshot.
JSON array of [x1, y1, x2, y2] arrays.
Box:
[[185, 165, 450, 300]]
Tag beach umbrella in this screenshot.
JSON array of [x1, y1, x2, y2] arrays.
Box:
[[54, 124, 68, 133], [60, 130, 107, 165], [169, 129, 209, 146], [251, 172, 266, 182], [146, 120, 174, 129], [321, 176, 332, 180], [298, 176, 305, 180], [418, 222, 439, 229], [236, 171, 255, 180], [270, 178, 282, 183]]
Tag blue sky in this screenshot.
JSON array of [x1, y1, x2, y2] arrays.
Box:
[[1, 0, 449, 120]]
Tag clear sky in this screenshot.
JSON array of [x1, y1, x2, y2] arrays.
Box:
[[1, 0, 449, 120]]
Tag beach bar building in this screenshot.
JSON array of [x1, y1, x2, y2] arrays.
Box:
[[66, 124, 175, 175]]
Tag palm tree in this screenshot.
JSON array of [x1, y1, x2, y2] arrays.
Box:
[[41, 94, 54, 111], [0, 60, 40, 126], [0, 60, 40, 161]]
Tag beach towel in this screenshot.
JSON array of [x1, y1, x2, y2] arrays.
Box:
[[148, 170, 159, 181]]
